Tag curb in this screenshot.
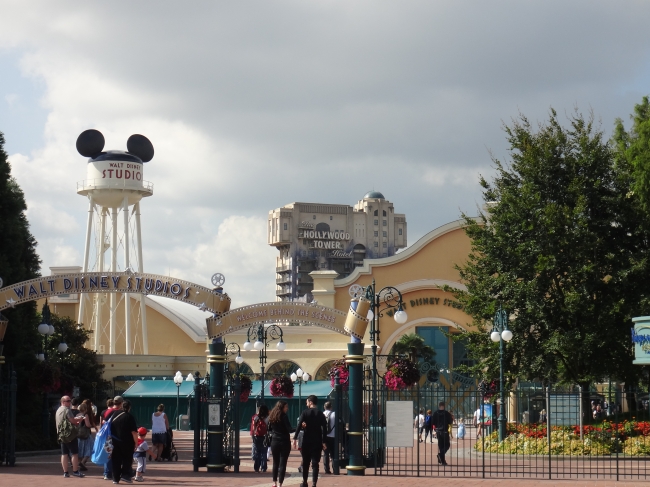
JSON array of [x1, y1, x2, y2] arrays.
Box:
[[15, 449, 60, 457]]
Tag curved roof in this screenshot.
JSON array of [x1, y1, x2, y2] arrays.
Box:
[[363, 191, 385, 199]]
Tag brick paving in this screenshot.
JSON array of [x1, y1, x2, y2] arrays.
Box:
[[0, 431, 648, 487]]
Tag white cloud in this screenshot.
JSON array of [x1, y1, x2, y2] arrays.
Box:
[[1, 0, 650, 306]]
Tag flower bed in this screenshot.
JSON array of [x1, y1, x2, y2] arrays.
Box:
[[474, 420, 650, 456], [329, 359, 349, 391]]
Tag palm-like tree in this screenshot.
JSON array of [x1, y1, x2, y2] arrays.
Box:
[[390, 333, 435, 363]]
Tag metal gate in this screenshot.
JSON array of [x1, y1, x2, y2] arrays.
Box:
[[0, 367, 16, 467], [361, 362, 650, 480]]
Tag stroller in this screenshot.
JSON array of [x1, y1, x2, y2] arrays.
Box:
[[159, 428, 179, 461]]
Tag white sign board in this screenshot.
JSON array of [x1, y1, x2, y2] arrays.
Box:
[[386, 401, 414, 448], [208, 403, 221, 426]]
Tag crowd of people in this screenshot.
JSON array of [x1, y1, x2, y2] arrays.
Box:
[[55, 394, 162, 483]]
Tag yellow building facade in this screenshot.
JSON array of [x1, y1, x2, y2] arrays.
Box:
[[42, 218, 474, 390]]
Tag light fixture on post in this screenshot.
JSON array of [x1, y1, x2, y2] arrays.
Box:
[[490, 305, 513, 442], [364, 280, 408, 437], [291, 367, 310, 421], [242, 323, 285, 405], [174, 370, 183, 430]]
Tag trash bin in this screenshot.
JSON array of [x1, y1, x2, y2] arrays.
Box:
[[179, 414, 190, 431]]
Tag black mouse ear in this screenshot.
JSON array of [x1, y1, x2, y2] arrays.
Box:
[[76, 129, 105, 158], [127, 134, 154, 162]]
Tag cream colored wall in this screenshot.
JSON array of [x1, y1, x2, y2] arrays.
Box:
[[38, 219, 475, 381]]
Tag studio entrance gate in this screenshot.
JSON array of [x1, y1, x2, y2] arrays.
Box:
[[358, 364, 650, 481]]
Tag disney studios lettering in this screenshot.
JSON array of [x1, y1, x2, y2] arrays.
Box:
[[11, 274, 193, 300]]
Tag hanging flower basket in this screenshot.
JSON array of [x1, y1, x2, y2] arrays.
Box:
[[384, 358, 420, 391], [478, 379, 498, 399], [270, 376, 294, 398], [239, 375, 252, 402], [329, 359, 349, 391]]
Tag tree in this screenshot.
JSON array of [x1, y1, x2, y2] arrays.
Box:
[[452, 109, 649, 395], [36, 311, 110, 401], [390, 333, 435, 363], [0, 131, 44, 447]]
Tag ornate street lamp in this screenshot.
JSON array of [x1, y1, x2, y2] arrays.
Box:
[[174, 371, 183, 430], [291, 368, 310, 422], [490, 306, 513, 442], [363, 280, 408, 433], [242, 324, 285, 405]]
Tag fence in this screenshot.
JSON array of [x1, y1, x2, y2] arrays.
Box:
[[357, 375, 650, 480]]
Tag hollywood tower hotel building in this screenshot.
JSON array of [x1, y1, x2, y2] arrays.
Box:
[[269, 192, 408, 301]]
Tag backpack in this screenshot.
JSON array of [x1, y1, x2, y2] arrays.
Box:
[[78, 421, 90, 440], [91, 411, 124, 465], [57, 414, 78, 443], [424, 415, 432, 429], [251, 414, 268, 437], [324, 411, 335, 434]]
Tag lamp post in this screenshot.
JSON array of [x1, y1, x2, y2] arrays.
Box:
[[37, 301, 56, 440], [242, 324, 286, 405], [0, 313, 7, 378], [226, 343, 244, 473], [291, 368, 310, 422], [174, 371, 183, 430], [490, 306, 513, 442], [364, 280, 408, 434]]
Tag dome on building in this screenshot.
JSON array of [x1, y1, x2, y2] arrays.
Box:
[[363, 191, 385, 199]]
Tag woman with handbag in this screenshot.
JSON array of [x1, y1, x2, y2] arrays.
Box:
[[76, 402, 96, 471], [250, 404, 269, 472], [268, 401, 293, 487]]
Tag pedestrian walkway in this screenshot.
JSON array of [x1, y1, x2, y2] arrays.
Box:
[[0, 431, 647, 487]]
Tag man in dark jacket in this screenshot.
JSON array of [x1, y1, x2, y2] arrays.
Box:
[[107, 395, 138, 484], [293, 395, 327, 487], [431, 401, 454, 466]]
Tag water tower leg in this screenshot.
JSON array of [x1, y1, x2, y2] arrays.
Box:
[[109, 207, 118, 354], [95, 207, 107, 352], [78, 196, 94, 326], [135, 203, 149, 354], [123, 196, 132, 355]]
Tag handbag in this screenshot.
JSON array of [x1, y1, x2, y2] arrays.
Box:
[[78, 422, 90, 440], [263, 432, 271, 448]]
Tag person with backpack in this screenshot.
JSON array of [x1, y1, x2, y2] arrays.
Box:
[[55, 395, 85, 478], [107, 395, 138, 484], [322, 401, 335, 474], [423, 409, 433, 443], [250, 404, 270, 473]]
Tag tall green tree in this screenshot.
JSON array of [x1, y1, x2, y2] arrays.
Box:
[[0, 131, 44, 447], [453, 109, 649, 393]]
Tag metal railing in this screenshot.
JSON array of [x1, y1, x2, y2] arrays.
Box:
[[77, 179, 154, 193], [355, 376, 650, 480]]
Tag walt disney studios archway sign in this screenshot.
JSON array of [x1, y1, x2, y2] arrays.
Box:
[[0, 272, 232, 315]]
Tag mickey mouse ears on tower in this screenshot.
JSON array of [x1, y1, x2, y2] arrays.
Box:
[[75, 130, 154, 162]]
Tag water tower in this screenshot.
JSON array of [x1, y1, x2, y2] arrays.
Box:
[[76, 129, 154, 354]]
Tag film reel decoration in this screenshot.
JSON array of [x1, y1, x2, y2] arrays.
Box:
[[211, 273, 225, 287], [348, 284, 364, 298], [0, 277, 3, 289]]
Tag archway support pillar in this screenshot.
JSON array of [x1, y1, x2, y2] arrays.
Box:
[[346, 342, 366, 476]]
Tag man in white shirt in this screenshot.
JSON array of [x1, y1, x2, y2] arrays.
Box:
[[414, 408, 425, 443], [322, 401, 335, 474], [473, 408, 483, 438]]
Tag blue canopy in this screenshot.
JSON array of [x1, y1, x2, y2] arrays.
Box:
[[123, 379, 195, 398]]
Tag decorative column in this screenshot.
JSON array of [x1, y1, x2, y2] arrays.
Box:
[[346, 342, 365, 476], [192, 374, 201, 472], [207, 340, 225, 473]]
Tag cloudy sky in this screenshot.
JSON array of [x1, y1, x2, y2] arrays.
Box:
[[1, 1, 650, 307]]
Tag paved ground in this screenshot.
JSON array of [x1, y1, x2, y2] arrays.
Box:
[[0, 431, 648, 487]]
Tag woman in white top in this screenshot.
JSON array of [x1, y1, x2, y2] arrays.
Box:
[[151, 404, 170, 461]]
